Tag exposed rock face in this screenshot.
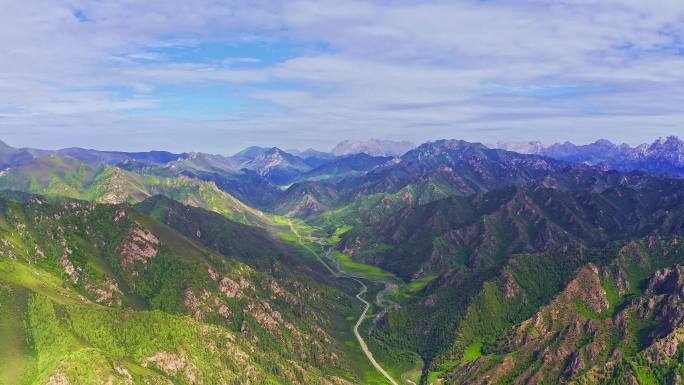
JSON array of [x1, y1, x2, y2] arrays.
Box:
[[642, 266, 684, 341], [563, 351, 585, 378], [183, 289, 203, 320], [144, 350, 202, 384], [445, 253, 684, 385], [85, 279, 123, 306], [117, 224, 159, 274], [217, 303, 231, 317], [100, 168, 130, 204], [183, 284, 237, 322], [113, 209, 126, 222], [45, 372, 70, 385], [647, 265, 684, 301], [218, 277, 243, 299], [268, 279, 300, 305], [244, 301, 284, 335], [60, 256, 79, 284], [503, 271, 519, 299]]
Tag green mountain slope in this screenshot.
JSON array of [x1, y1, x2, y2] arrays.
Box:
[[134, 195, 341, 286], [340, 180, 684, 280], [330, 177, 684, 383], [0, 156, 270, 226], [165, 151, 282, 206], [272, 181, 341, 218], [135, 195, 285, 265], [0, 195, 366, 384], [444, 237, 684, 384]]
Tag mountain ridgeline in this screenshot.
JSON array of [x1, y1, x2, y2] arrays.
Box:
[[497, 135, 684, 177], [2, 136, 684, 384]]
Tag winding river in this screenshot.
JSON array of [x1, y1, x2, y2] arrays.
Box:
[[288, 221, 400, 385]]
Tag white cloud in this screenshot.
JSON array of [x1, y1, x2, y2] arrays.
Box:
[[1, 0, 684, 152]]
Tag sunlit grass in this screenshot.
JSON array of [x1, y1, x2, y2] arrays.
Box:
[[330, 250, 399, 283]]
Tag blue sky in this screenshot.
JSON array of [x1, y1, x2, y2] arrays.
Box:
[[1, 1, 684, 153]]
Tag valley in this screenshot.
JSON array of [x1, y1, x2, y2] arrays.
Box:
[[4, 2, 684, 383], [1, 136, 684, 384], [287, 218, 403, 385]]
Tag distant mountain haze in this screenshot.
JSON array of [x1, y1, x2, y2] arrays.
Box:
[[496, 135, 684, 176], [331, 139, 415, 157]]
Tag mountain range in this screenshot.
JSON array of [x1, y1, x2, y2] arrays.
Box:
[[0, 193, 366, 385], [2, 135, 684, 385], [497, 135, 684, 176], [331, 139, 415, 157]]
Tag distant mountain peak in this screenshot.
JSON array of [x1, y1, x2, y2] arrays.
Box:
[[493, 140, 545, 154], [231, 145, 271, 161], [592, 138, 615, 147], [264, 147, 288, 156], [0, 139, 15, 152], [299, 148, 334, 159], [433, 139, 488, 150], [331, 138, 415, 157], [405, 139, 490, 159], [496, 135, 684, 175], [252, 147, 300, 163], [652, 135, 683, 148]]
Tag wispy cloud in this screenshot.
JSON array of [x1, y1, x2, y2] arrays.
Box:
[[1, 0, 684, 152]]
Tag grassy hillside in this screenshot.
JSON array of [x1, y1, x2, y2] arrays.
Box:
[[0, 195, 369, 384], [0, 156, 270, 226]]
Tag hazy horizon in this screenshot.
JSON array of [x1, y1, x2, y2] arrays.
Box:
[[2, 134, 683, 157]]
